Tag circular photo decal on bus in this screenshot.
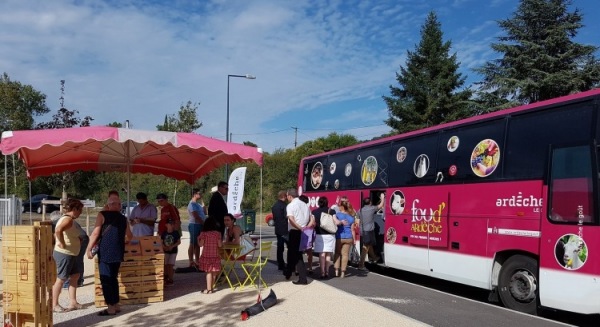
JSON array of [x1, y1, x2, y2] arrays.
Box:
[[471, 139, 500, 177], [555, 234, 588, 270], [396, 147, 407, 163], [413, 154, 429, 178], [311, 162, 323, 189], [447, 136, 459, 152], [361, 156, 378, 186], [329, 162, 336, 175], [334, 179, 340, 189], [386, 227, 397, 244], [344, 163, 352, 177], [390, 190, 406, 215]]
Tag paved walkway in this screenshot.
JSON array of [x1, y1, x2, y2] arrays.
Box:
[[1, 231, 428, 326]]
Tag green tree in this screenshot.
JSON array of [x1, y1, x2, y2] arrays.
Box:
[[296, 133, 358, 158], [262, 132, 359, 203], [476, 0, 600, 107], [0, 73, 49, 132], [36, 107, 93, 129], [35, 107, 94, 197], [155, 100, 203, 204], [0, 73, 50, 196], [383, 11, 472, 134], [157, 100, 202, 132]]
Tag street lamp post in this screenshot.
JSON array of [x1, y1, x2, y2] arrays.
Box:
[[225, 74, 256, 179]]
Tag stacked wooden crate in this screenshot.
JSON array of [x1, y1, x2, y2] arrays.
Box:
[[94, 236, 164, 307], [1, 221, 54, 327]]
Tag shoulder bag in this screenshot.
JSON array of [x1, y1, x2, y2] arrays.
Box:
[[240, 234, 256, 256], [320, 211, 337, 233]]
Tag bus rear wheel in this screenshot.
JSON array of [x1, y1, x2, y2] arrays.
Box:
[[498, 255, 539, 315]]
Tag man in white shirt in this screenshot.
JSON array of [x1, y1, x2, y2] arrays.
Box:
[[128, 192, 158, 237], [285, 188, 312, 285]]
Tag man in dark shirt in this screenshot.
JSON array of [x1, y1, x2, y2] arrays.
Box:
[[358, 194, 384, 268], [271, 190, 289, 270], [208, 181, 228, 236]]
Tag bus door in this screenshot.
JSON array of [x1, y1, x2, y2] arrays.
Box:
[[359, 190, 386, 260], [540, 144, 600, 314]]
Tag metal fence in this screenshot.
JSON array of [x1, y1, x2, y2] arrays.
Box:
[[0, 195, 22, 239]]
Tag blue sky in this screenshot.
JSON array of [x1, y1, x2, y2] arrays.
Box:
[[1, 0, 598, 153]]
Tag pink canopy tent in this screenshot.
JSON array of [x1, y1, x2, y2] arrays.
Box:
[[0, 126, 263, 183]]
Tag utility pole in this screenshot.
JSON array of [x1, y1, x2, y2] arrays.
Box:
[[60, 80, 67, 200], [60, 80, 65, 108], [291, 126, 298, 148]]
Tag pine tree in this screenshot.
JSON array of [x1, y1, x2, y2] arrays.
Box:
[[383, 12, 472, 134], [476, 0, 600, 107]]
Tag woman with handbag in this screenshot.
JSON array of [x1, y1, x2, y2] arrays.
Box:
[[333, 198, 355, 278], [312, 196, 342, 279]]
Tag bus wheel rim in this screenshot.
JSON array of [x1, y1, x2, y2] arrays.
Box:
[[509, 271, 536, 302]]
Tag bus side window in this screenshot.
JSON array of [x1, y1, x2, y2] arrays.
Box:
[[549, 146, 594, 223]]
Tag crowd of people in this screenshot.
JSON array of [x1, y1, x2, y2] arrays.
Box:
[[50, 181, 384, 316], [51, 182, 232, 316], [272, 189, 385, 284]]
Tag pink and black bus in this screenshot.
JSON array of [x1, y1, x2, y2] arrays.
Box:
[[297, 89, 600, 315]]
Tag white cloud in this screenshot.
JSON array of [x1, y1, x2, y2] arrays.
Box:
[[1, 0, 598, 153]]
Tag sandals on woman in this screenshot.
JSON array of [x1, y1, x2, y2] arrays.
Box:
[[201, 289, 214, 294], [66, 303, 83, 311], [53, 306, 67, 313]]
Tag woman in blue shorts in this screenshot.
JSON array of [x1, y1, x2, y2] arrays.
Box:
[[188, 189, 207, 269]]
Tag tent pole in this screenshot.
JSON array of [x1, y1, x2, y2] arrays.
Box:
[[126, 141, 131, 215], [257, 165, 264, 297], [28, 181, 32, 225], [4, 155, 7, 199]]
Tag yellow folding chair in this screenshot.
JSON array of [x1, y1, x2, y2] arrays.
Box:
[[214, 244, 243, 290], [240, 241, 272, 289]]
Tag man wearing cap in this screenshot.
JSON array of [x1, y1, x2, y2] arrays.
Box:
[[129, 192, 158, 237]]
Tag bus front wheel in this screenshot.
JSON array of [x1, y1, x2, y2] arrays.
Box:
[[498, 255, 539, 315]]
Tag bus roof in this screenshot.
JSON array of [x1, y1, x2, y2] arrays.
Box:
[[304, 88, 600, 161]]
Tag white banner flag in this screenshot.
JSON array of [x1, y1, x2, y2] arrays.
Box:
[[227, 167, 247, 219]]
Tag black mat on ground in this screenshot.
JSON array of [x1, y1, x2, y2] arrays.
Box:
[[175, 266, 201, 273]]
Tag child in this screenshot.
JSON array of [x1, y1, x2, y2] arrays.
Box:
[[197, 217, 222, 293], [161, 218, 181, 285]]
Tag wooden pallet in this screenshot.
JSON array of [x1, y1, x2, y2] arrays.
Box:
[[1, 222, 53, 327], [94, 237, 165, 308]]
